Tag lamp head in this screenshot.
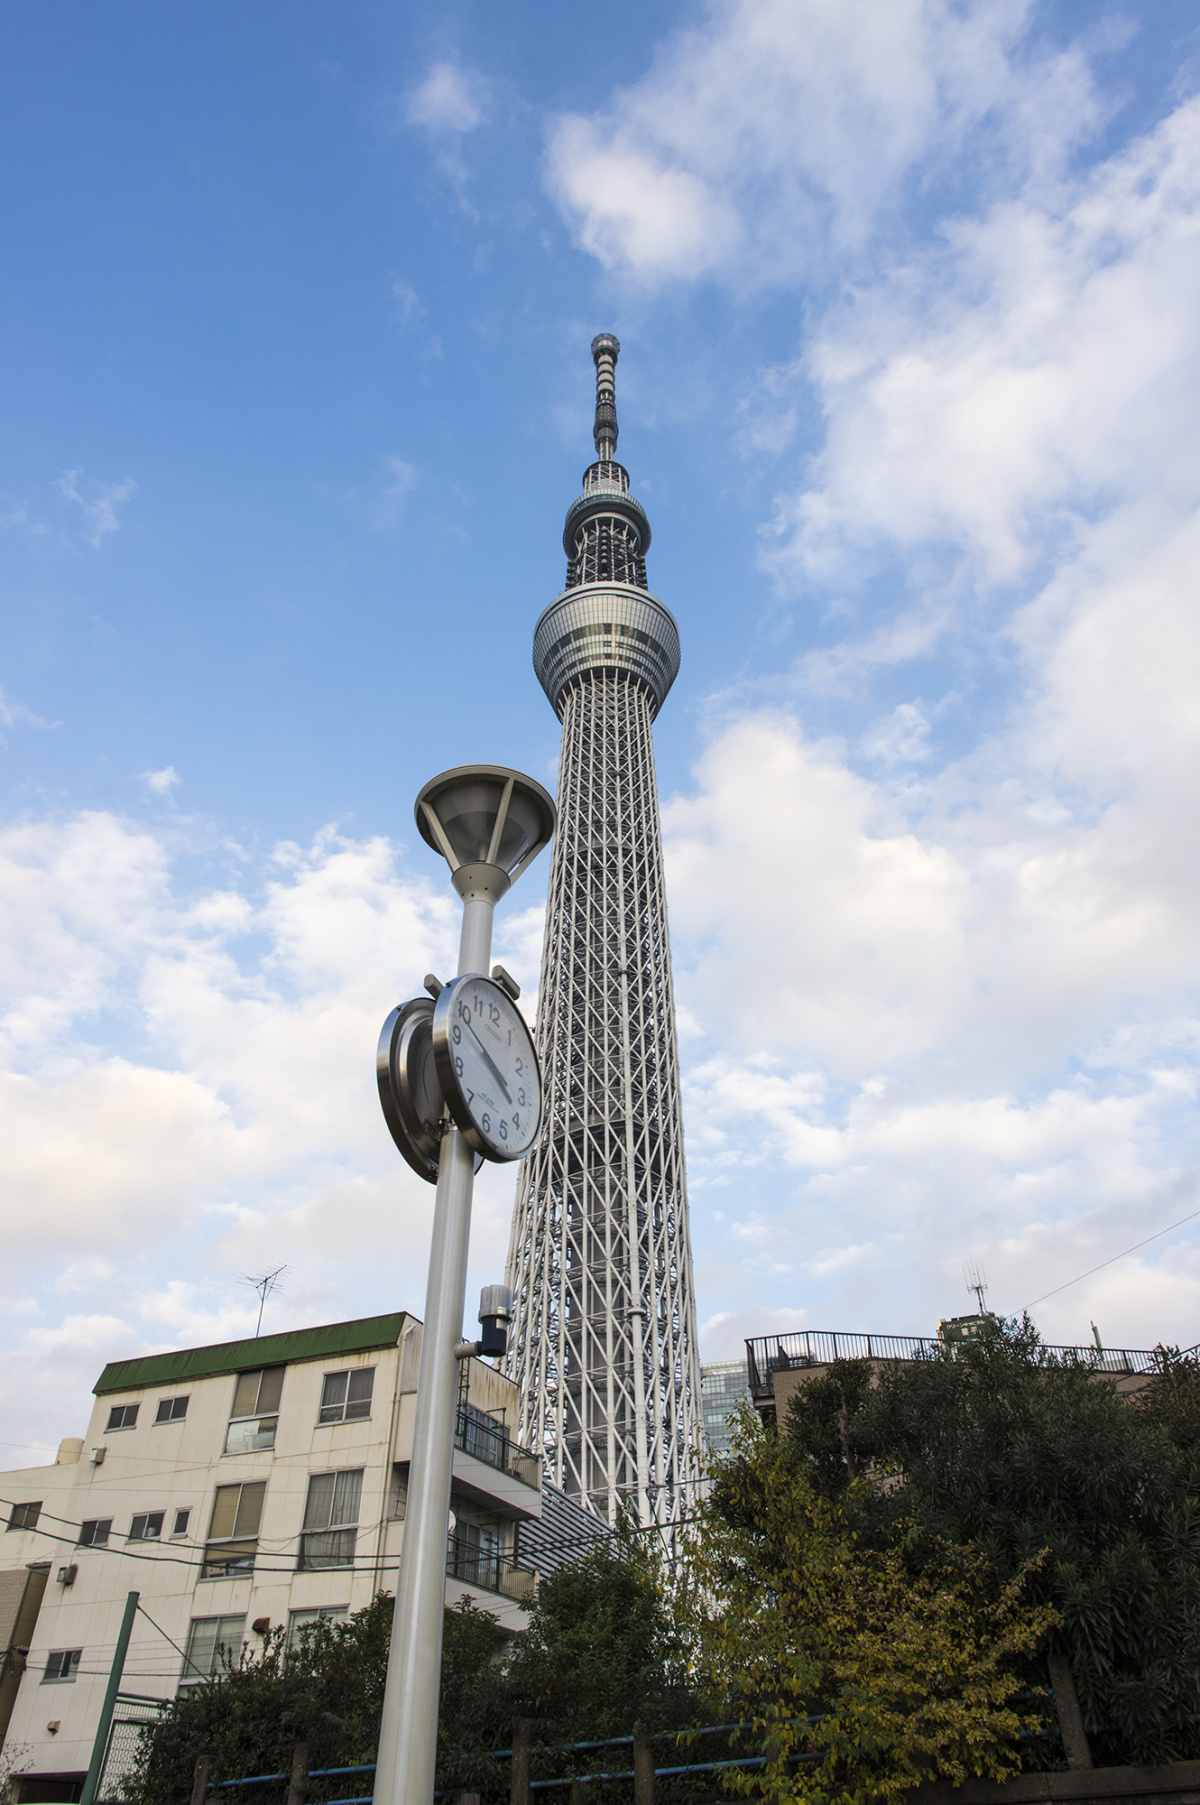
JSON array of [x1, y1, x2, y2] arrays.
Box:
[[415, 765, 556, 903]]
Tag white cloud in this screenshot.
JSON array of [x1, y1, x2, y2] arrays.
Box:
[[141, 766, 181, 796], [407, 61, 485, 134], [546, 0, 1103, 286], [0, 812, 545, 1451], [58, 469, 137, 548], [546, 0, 1200, 1357], [377, 455, 417, 528]]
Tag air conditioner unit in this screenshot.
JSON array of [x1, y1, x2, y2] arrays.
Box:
[[89, 1447, 106, 1465], [57, 1565, 77, 1587]]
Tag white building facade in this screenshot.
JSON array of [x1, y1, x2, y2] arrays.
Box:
[[0, 1311, 545, 1800]]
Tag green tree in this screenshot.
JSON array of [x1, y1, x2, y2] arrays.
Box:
[[124, 1593, 506, 1804], [782, 1319, 1200, 1766], [505, 1523, 699, 1742], [691, 1403, 1056, 1805]]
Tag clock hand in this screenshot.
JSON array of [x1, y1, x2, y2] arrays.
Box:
[[466, 1019, 513, 1103]]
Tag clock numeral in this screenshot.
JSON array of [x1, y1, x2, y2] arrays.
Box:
[[499, 1118, 508, 1141], [481, 1113, 491, 1134], [452, 1024, 461, 1044], [489, 1002, 500, 1024], [515, 1058, 524, 1075], [454, 1056, 463, 1076], [513, 1112, 520, 1130]]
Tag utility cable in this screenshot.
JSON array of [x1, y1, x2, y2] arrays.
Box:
[[1025, 1203, 1200, 1309]]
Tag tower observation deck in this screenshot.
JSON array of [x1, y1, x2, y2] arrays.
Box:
[[506, 335, 702, 1527]]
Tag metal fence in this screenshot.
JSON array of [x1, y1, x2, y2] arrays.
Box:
[[97, 1691, 172, 1802], [744, 1329, 1166, 1399]]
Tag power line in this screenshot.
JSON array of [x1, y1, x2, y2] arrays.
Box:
[[1025, 1203, 1200, 1310]]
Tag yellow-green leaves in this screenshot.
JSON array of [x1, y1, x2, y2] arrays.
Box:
[[686, 1404, 1056, 1805]]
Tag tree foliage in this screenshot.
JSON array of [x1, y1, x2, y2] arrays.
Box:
[[777, 1319, 1200, 1767], [691, 1402, 1056, 1805]]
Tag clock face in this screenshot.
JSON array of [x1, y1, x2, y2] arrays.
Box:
[[433, 975, 543, 1162]]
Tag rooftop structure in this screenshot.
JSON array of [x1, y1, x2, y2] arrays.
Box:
[[745, 1327, 1172, 1428]]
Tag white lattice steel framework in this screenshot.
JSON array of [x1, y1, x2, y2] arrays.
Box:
[[505, 337, 702, 1526]]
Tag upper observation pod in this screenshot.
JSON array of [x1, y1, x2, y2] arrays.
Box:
[[533, 335, 681, 720]]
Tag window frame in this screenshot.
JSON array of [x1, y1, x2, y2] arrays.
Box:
[[317, 1367, 375, 1425], [154, 1396, 189, 1425], [224, 1367, 283, 1455], [180, 1614, 247, 1686], [128, 1511, 165, 1542], [297, 1468, 363, 1571], [77, 1518, 112, 1548], [42, 1649, 82, 1684], [286, 1605, 348, 1649], [201, 1481, 266, 1580], [106, 1403, 139, 1432], [172, 1508, 192, 1538], [7, 1501, 42, 1533]]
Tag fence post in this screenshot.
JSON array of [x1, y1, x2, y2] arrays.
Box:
[[633, 1727, 654, 1805], [1047, 1653, 1093, 1770], [189, 1754, 210, 1805], [286, 1741, 310, 1805], [510, 1718, 532, 1805]]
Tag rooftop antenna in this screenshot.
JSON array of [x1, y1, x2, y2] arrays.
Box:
[[241, 1265, 290, 1337], [964, 1261, 989, 1316]]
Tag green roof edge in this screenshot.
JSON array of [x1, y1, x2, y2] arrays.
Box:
[[94, 1312, 411, 1396]]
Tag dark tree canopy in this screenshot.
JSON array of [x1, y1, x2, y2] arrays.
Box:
[[778, 1319, 1200, 1767]]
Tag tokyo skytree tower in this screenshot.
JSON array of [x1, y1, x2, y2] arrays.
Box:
[[505, 336, 702, 1527]]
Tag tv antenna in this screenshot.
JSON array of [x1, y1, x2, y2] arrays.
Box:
[[964, 1261, 989, 1316], [242, 1265, 291, 1337]]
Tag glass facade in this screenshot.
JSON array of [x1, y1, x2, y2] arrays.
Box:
[[700, 1360, 751, 1457]]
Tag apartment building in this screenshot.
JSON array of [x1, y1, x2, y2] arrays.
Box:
[[0, 1310, 547, 1800]]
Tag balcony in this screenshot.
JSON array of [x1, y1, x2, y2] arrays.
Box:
[[446, 1534, 537, 1604], [455, 1407, 539, 1490]]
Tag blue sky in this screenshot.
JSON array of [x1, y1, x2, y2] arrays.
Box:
[[3, 0, 1200, 1458]]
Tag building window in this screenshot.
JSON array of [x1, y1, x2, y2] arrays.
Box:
[[77, 1518, 111, 1547], [155, 1396, 189, 1424], [7, 1501, 41, 1532], [286, 1606, 348, 1648], [172, 1508, 191, 1538], [202, 1481, 265, 1579], [42, 1650, 82, 1683], [298, 1469, 362, 1570], [106, 1403, 139, 1431], [129, 1512, 165, 1541], [225, 1368, 284, 1455], [318, 1369, 374, 1424], [181, 1615, 246, 1685]]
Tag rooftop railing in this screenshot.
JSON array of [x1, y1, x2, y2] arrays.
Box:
[[744, 1329, 1167, 1400]]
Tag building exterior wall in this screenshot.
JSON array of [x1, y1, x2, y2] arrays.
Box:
[[700, 1360, 751, 1458], [0, 1314, 541, 1793]]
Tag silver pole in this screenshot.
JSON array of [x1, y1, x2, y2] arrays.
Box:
[[373, 894, 494, 1805]]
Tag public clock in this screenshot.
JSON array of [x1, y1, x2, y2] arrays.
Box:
[[377, 997, 443, 1183], [432, 974, 543, 1162]]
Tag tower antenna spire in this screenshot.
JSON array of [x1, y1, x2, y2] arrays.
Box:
[[591, 333, 620, 461]]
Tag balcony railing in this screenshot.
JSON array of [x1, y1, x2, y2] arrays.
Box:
[[454, 1408, 540, 1490], [446, 1535, 537, 1603], [745, 1330, 1165, 1400]]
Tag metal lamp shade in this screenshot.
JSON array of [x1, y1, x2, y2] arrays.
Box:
[[415, 765, 555, 887]]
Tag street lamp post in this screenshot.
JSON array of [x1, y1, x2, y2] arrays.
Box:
[[373, 765, 555, 1805]]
